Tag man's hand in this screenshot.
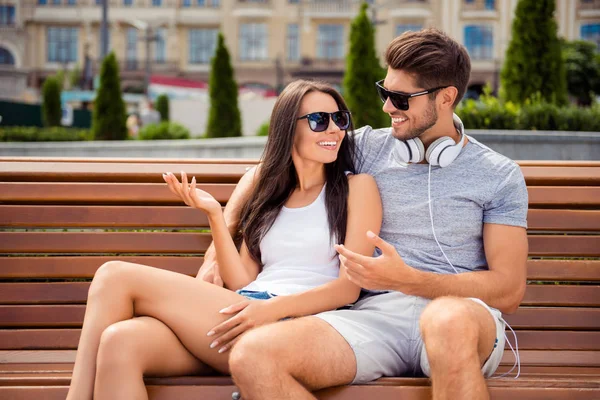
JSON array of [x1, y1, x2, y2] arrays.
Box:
[[197, 245, 224, 286], [206, 300, 280, 354], [335, 231, 417, 292]]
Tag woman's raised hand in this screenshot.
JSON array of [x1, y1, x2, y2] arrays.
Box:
[[163, 171, 222, 216]]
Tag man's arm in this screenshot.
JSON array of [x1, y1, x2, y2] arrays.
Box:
[[339, 224, 528, 314], [196, 165, 260, 284]]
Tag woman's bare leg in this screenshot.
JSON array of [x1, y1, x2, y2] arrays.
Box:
[[94, 316, 213, 400], [66, 260, 247, 400]]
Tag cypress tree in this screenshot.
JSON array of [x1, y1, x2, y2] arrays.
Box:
[[156, 94, 170, 121], [500, 0, 568, 105], [41, 76, 62, 127], [562, 40, 600, 106], [343, 2, 388, 129], [206, 33, 242, 137], [92, 52, 127, 140]]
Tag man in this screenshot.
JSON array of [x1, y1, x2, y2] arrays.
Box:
[[199, 28, 528, 400]]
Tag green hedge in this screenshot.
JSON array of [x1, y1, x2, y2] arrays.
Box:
[[0, 126, 92, 142], [456, 89, 600, 131], [256, 121, 269, 136], [138, 122, 191, 140]]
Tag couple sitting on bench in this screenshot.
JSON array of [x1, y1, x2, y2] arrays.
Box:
[[66, 29, 528, 400]]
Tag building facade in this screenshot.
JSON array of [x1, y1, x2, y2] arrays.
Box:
[[1, 0, 599, 100]]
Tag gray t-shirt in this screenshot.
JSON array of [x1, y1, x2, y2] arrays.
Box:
[[354, 121, 528, 276]]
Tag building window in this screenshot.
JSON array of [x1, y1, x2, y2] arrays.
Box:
[[464, 25, 493, 60], [67, 0, 77, 5], [239, 23, 268, 61], [47, 27, 78, 63], [124, 0, 133, 6], [317, 24, 344, 60], [38, 0, 48, 5], [96, 0, 102, 4], [212, 0, 219, 6], [0, 47, 15, 65], [289, 0, 299, 3], [152, 0, 162, 6], [189, 29, 218, 64], [155, 28, 166, 63], [52, 0, 61, 4], [197, 0, 205, 5], [287, 24, 300, 61], [0, 6, 16, 26], [183, 0, 191, 6], [485, 0, 495, 10], [396, 24, 422, 37], [126, 28, 138, 70], [581, 23, 600, 52]]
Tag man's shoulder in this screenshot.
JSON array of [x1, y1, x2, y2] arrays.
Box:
[[464, 135, 521, 175]]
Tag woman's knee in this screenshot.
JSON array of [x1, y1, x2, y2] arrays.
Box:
[[96, 322, 146, 373], [89, 261, 132, 300]]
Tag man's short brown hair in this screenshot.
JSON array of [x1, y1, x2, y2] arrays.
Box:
[[385, 28, 471, 108]]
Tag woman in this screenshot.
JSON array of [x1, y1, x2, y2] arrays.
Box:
[[66, 80, 382, 400]]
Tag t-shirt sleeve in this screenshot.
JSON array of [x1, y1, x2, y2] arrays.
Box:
[[483, 164, 528, 228], [351, 125, 374, 174]]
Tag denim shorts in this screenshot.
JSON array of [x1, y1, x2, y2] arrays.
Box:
[[236, 290, 277, 300]]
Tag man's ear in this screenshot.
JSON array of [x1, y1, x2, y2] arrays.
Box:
[[438, 87, 458, 110]]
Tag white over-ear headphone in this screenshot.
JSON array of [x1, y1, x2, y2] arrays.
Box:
[[393, 114, 466, 168]]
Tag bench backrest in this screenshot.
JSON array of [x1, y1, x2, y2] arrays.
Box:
[[1, 158, 599, 375]]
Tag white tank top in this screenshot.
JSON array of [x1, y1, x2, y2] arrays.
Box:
[[241, 184, 340, 295]]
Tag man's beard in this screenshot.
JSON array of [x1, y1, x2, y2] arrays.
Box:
[[393, 99, 438, 141]]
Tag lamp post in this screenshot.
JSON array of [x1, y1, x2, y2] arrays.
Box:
[[100, 0, 109, 59]]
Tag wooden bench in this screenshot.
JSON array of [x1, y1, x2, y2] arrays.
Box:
[[1, 157, 599, 399]]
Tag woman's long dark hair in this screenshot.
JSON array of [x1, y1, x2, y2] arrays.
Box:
[[239, 80, 359, 265]]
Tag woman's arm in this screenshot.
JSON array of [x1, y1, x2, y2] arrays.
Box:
[[163, 171, 260, 289], [265, 173, 383, 319]]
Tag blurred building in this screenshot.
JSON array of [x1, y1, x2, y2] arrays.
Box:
[[1, 0, 599, 99]]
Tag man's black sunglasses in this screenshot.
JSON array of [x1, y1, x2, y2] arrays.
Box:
[[297, 111, 351, 132], [375, 80, 449, 111]]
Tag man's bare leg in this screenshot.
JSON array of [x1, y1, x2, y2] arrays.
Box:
[[229, 316, 356, 400], [420, 296, 498, 400]]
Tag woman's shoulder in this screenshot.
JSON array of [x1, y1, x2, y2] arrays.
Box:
[[347, 173, 378, 192]]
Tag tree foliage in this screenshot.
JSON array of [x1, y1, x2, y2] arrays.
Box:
[[206, 33, 242, 137], [500, 0, 568, 106], [343, 2, 388, 129], [92, 52, 127, 140]]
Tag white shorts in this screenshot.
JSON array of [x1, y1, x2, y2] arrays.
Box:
[[316, 292, 505, 384]]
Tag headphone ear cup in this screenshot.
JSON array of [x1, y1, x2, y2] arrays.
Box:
[[426, 137, 455, 167], [393, 140, 411, 164], [406, 138, 425, 163]]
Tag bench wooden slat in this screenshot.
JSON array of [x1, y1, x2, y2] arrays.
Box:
[[527, 187, 600, 207], [1, 386, 599, 400], [0, 162, 252, 183], [2, 329, 598, 351], [521, 285, 600, 307], [0, 157, 259, 164], [0, 205, 212, 228], [527, 260, 600, 281], [528, 235, 600, 257], [1, 349, 598, 369], [0, 256, 202, 278], [503, 307, 600, 329], [2, 184, 599, 207], [527, 209, 600, 231], [2, 232, 597, 256], [2, 305, 597, 329], [1, 258, 597, 281], [3, 206, 599, 231], [0, 183, 234, 205], [0, 232, 212, 254], [519, 167, 600, 186], [1, 282, 596, 307]]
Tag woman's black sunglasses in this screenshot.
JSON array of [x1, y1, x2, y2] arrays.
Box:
[[297, 111, 351, 132], [375, 80, 449, 111]]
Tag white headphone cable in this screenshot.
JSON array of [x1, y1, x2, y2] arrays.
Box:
[[427, 163, 520, 379]]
